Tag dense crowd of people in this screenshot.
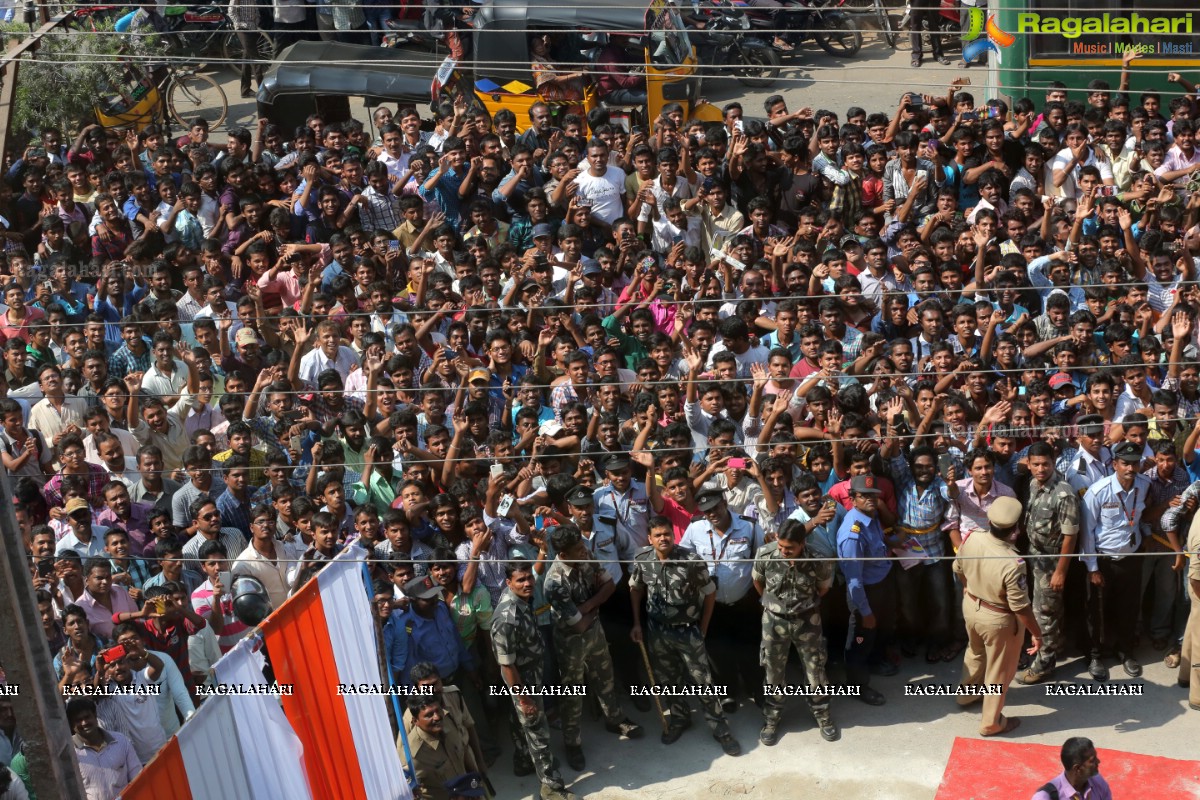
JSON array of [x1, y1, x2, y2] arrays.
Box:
[[2, 27, 1200, 800]]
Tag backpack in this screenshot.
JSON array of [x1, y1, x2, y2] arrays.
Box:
[[1038, 784, 1058, 800]]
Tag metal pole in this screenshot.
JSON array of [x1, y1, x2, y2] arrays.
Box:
[[0, 57, 19, 172], [0, 467, 86, 800]]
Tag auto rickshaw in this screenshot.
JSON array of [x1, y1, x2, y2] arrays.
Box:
[[94, 64, 162, 132], [257, 41, 447, 132], [466, 0, 722, 131]]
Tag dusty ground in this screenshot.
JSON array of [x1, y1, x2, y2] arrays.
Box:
[[486, 652, 1196, 799]]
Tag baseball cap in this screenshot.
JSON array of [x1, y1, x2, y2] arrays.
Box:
[[467, 367, 490, 384], [1047, 373, 1074, 391], [695, 489, 726, 512], [987, 496, 1022, 529], [565, 485, 595, 507], [403, 575, 443, 600], [65, 497, 90, 516], [582, 263, 603, 277], [532, 223, 553, 239], [1112, 441, 1142, 463], [235, 328, 258, 347], [839, 235, 864, 250], [850, 474, 881, 495]]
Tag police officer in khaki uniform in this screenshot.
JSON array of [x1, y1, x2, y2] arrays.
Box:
[[954, 496, 1044, 736], [407, 694, 479, 800], [1180, 507, 1200, 711]]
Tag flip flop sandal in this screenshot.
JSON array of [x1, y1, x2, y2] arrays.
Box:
[[941, 642, 966, 662], [981, 716, 1021, 736]]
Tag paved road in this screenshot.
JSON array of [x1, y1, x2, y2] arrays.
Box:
[[195, 30, 995, 140], [485, 653, 1196, 799]]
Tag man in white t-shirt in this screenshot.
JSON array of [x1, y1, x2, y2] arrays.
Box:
[[1049, 124, 1113, 200], [573, 140, 627, 226]]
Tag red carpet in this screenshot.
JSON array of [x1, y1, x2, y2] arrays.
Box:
[[935, 737, 1200, 798]]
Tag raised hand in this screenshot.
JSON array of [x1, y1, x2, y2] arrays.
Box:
[[1172, 310, 1191, 340]]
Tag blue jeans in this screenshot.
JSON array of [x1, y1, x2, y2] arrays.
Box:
[[363, 6, 392, 47]]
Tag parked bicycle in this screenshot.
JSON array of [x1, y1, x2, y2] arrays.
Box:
[[158, 60, 228, 129], [842, 0, 900, 48]]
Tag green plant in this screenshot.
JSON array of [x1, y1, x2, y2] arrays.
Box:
[[2, 19, 168, 137]]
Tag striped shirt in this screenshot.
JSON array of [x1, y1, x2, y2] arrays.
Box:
[[96, 674, 167, 764], [888, 454, 954, 560], [182, 528, 247, 566], [191, 580, 250, 652], [74, 730, 142, 798], [946, 477, 1017, 545]]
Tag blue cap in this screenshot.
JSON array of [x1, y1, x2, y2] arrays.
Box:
[[444, 772, 487, 797], [532, 223, 553, 239]]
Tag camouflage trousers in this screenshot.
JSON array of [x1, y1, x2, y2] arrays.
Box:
[[554, 622, 625, 746], [505, 662, 565, 791], [646, 619, 729, 734], [760, 608, 832, 724], [1028, 544, 1065, 669]]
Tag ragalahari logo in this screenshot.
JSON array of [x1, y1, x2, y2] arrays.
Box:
[[963, 8, 1015, 63]]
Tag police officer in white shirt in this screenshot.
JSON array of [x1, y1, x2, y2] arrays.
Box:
[[1063, 414, 1112, 495], [1080, 440, 1150, 681], [680, 488, 766, 709], [592, 454, 649, 562]]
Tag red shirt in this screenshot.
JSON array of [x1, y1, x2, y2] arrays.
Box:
[[828, 476, 898, 517], [132, 616, 204, 695], [788, 358, 821, 380], [0, 306, 45, 344], [659, 494, 696, 543]]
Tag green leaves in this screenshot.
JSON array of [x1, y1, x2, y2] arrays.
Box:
[[2, 18, 168, 136]]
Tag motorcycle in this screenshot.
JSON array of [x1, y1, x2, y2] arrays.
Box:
[[687, 0, 781, 88], [742, 0, 864, 59], [380, 3, 455, 53]]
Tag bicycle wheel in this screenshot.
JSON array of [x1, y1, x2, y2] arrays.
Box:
[[168, 71, 229, 130], [879, 8, 899, 48], [224, 29, 276, 65]]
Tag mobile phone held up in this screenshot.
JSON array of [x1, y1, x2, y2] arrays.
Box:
[[100, 644, 127, 664], [938, 453, 955, 481]]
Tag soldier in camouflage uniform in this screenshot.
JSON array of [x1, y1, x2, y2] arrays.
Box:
[[629, 516, 741, 756], [544, 525, 644, 772], [752, 518, 839, 745], [1017, 442, 1081, 684], [491, 562, 577, 800]]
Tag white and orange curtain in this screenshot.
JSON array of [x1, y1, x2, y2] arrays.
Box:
[[121, 546, 410, 800]]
